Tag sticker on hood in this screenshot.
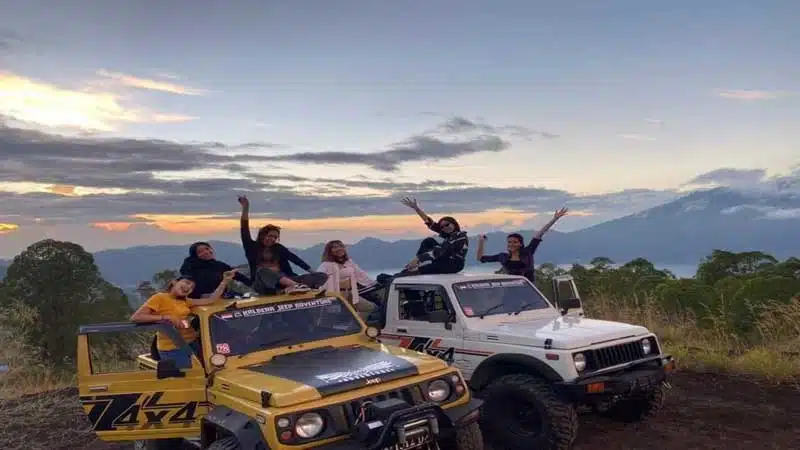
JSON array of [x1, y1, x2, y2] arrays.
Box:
[[247, 346, 419, 396]]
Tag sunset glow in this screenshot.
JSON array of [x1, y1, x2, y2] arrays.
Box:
[[0, 72, 195, 131], [0, 223, 19, 234]]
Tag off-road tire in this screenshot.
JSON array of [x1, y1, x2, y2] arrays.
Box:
[[205, 436, 240, 449], [605, 383, 666, 423], [452, 422, 483, 450], [479, 373, 578, 450]]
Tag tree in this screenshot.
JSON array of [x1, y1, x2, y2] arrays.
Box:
[[152, 269, 179, 290], [696, 250, 778, 285], [1, 239, 131, 369]]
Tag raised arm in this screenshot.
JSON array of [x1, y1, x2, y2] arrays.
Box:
[[401, 197, 440, 232], [533, 207, 569, 240], [188, 270, 236, 306], [238, 195, 255, 247], [476, 234, 487, 261]]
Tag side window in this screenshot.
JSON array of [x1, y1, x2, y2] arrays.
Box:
[[87, 328, 159, 374], [397, 285, 454, 322]]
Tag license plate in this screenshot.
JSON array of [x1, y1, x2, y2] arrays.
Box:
[[382, 433, 432, 450]]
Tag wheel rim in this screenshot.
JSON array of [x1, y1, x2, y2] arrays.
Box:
[[485, 392, 545, 439]]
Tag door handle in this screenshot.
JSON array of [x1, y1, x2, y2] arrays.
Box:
[[396, 328, 407, 333], [88, 385, 108, 393]]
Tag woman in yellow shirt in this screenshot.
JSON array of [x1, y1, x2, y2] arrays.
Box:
[[131, 272, 234, 368]]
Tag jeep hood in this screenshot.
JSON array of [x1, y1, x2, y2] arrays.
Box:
[[212, 344, 443, 408], [468, 316, 650, 350]]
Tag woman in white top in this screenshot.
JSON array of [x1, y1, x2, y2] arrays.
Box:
[[317, 240, 378, 318]]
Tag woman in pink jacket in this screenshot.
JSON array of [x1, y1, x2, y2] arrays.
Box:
[[317, 240, 379, 319]]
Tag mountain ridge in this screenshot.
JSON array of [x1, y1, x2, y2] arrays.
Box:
[[2, 187, 799, 288]]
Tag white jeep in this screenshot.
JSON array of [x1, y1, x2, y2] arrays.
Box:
[[366, 273, 675, 450]]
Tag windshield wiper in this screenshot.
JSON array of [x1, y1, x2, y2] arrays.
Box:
[[238, 337, 294, 357], [479, 304, 506, 319], [514, 302, 537, 315]]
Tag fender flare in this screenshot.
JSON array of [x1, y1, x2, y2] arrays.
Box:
[[201, 406, 270, 450], [469, 353, 564, 391]]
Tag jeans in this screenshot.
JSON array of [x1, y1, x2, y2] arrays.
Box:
[[251, 268, 329, 295], [159, 340, 201, 369]]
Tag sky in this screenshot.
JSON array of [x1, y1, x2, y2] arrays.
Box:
[[0, 0, 798, 259]]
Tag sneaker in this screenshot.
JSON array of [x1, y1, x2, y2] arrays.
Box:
[[285, 284, 311, 294]]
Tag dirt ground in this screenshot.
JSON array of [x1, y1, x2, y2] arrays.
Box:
[[1, 370, 797, 450]]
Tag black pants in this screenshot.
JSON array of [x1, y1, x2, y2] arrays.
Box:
[[251, 268, 329, 295]]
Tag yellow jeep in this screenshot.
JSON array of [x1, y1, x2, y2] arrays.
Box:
[[77, 290, 484, 450]]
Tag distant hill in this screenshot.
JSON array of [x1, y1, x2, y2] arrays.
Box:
[[0, 261, 7, 279], [3, 187, 800, 289]]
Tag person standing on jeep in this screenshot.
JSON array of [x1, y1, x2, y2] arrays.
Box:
[[476, 207, 568, 282], [238, 195, 314, 279], [130, 272, 235, 368]]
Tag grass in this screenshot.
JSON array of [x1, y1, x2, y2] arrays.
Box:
[[585, 292, 800, 383], [1, 294, 799, 400]]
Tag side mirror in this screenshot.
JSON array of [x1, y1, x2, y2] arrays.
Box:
[[156, 358, 186, 379], [559, 297, 582, 315], [428, 310, 454, 329]]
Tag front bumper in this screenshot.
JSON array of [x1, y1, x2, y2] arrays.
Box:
[[316, 398, 483, 450], [557, 354, 675, 401]]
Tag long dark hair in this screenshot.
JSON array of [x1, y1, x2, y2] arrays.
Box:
[[322, 240, 348, 263], [437, 216, 461, 236]]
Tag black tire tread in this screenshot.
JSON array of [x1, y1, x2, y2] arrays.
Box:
[[607, 384, 666, 422], [480, 373, 578, 450], [206, 436, 240, 450]]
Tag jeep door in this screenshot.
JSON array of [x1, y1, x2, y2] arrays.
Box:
[[77, 322, 209, 442], [381, 283, 467, 366]]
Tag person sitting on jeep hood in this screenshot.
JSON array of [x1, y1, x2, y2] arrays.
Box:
[[237, 195, 313, 278], [400, 196, 468, 275], [251, 247, 329, 295], [476, 207, 568, 282], [179, 241, 251, 298], [130, 273, 234, 368]]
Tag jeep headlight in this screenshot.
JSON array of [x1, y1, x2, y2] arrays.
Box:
[[641, 338, 652, 355], [295, 412, 324, 439], [573, 353, 587, 372], [426, 379, 451, 402]]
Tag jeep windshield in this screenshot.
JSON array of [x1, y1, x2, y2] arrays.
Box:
[[208, 297, 361, 356], [452, 278, 551, 318]]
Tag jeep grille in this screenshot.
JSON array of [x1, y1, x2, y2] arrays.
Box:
[[343, 385, 424, 427], [587, 338, 658, 371]]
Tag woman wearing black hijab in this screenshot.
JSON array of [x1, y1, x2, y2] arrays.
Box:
[[179, 242, 252, 298]]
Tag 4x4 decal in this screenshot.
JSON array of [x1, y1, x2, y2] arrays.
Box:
[[382, 335, 494, 361], [80, 392, 210, 431]]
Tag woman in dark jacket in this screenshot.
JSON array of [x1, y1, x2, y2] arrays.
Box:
[[476, 207, 568, 282], [237, 195, 314, 278], [179, 241, 251, 298]]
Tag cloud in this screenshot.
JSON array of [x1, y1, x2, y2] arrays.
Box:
[[0, 72, 195, 131], [96, 70, 206, 96], [683, 168, 767, 188], [716, 89, 794, 101], [0, 31, 22, 54], [617, 134, 657, 141], [266, 117, 558, 171], [0, 118, 677, 231]]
